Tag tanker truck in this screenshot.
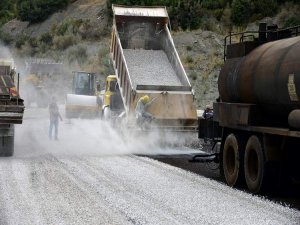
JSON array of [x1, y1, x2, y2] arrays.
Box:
[[0, 59, 24, 156], [107, 5, 198, 130], [195, 23, 300, 194]]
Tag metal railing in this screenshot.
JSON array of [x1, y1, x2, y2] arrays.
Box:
[[223, 25, 300, 61]]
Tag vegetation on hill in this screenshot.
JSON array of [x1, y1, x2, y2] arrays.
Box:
[[107, 0, 300, 30], [1, 0, 300, 29], [0, 0, 72, 25]]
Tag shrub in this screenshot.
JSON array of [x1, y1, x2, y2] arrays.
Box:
[[28, 37, 38, 48], [15, 35, 29, 49], [0, 0, 16, 25], [202, 0, 227, 10], [16, 0, 69, 23], [284, 16, 300, 27], [67, 45, 87, 65], [189, 71, 198, 81], [252, 0, 278, 18], [231, 0, 252, 26], [185, 55, 194, 63], [53, 35, 76, 50], [0, 32, 13, 45], [39, 32, 53, 45], [186, 45, 192, 51]]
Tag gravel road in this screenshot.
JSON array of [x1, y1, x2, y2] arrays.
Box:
[[0, 107, 299, 225]]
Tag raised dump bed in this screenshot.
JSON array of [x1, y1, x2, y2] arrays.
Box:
[[110, 5, 197, 130]]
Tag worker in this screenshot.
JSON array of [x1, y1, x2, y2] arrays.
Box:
[[203, 105, 213, 119], [135, 95, 156, 127], [48, 96, 63, 140]]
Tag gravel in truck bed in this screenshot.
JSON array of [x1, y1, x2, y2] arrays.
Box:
[[123, 49, 184, 89]]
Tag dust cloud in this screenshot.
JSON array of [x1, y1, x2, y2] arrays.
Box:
[[13, 96, 200, 158], [14, 105, 200, 158]]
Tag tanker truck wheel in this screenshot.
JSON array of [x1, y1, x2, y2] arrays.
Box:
[[222, 133, 245, 187], [244, 135, 265, 194]]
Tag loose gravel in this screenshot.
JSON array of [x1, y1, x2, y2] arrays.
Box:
[[0, 107, 299, 225], [123, 49, 183, 89]]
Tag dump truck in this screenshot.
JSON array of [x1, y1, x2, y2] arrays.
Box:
[[195, 23, 300, 194], [0, 58, 24, 156], [108, 5, 197, 130], [65, 71, 101, 118]]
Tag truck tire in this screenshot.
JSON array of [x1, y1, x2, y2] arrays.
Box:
[[244, 135, 265, 194], [0, 126, 15, 157], [222, 133, 245, 187]]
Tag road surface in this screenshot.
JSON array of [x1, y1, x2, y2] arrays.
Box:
[[0, 107, 299, 225]]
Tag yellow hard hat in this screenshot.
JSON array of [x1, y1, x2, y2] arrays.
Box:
[[141, 95, 149, 104]]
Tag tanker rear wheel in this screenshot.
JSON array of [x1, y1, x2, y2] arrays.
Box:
[[222, 133, 245, 187], [244, 135, 265, 194]]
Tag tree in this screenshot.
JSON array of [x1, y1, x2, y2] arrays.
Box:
[[0, 0, 16, 25], [16, 0, 69, 23], [231, 0, 252, 26]]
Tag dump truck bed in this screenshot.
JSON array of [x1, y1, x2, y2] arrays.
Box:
[[110, 5, 197, 130]]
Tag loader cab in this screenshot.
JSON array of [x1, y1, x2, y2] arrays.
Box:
[[72, 71, 96, 96]]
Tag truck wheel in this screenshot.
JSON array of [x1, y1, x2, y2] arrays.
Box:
[[244, 135, 265, 194], [222, 133, 245, 187], [0, 135, 14, 157]]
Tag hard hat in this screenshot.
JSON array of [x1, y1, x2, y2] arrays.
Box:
[[205, 105, 212, 110], [141, 95, 150, 104]]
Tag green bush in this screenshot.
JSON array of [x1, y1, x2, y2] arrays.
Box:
[[231, 0, 251, 26], [252, 0, 278, 18], [202, 0, 227, 10], [67, 45, 87, 65], [16, 0, 69, 23], [0, 0, 16, 25], [28, 37, 38, 48], [53, 35, 76, 50], [185, 55, 194, 63], [189, 71, 198, 81], [39, 32, 53, 45], [284, 16, 300, 27], [0, 32, 13, 45], [186, 45, 192, 51], [15, 35, 29, 49]]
